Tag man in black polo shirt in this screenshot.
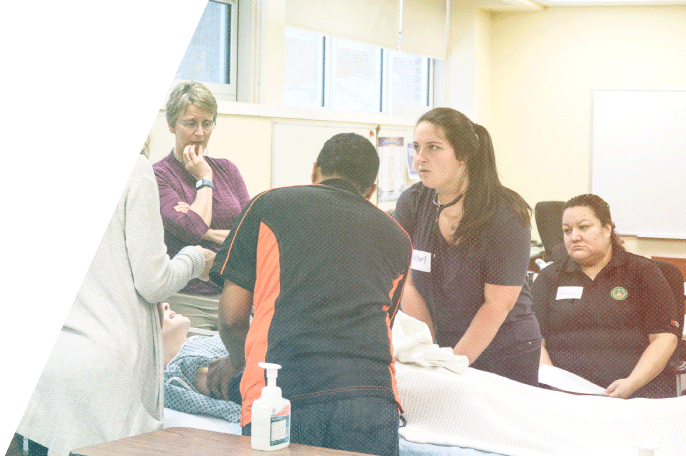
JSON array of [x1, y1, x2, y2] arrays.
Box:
[[207, 133, 412, 456]]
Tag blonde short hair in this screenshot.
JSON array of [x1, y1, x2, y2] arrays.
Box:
[[166, 81, 218, 127]]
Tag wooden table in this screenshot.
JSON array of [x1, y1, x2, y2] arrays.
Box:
[[70, 427, 363, 456]]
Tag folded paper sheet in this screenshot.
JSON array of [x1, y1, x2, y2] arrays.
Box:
[[538, 364, 606, 395]]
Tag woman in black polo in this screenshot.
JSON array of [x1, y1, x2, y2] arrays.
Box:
[[531, 194, 680, 398], [394, 107, 542, 386]]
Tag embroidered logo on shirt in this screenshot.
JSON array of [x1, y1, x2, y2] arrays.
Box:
[[610, 287, 628, 300], [671, 319, 680, 328]]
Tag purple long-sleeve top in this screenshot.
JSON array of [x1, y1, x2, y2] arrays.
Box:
[[153, 150, 251, 295]]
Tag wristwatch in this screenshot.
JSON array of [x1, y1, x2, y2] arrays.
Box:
[[195, 179, 214, 190]]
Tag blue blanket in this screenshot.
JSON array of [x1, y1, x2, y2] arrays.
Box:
[[164, 335, 241, 423]]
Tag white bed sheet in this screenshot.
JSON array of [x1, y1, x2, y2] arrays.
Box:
[[396, 363, 686, 456], [163, 407, 241, 435], [392, 311, 686, 456]]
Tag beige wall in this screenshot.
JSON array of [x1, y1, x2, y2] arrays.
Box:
[[486, 5, 686, 257], [146, 108, 417, 204], [147, 112, 273, 197], [149, 3, 686, 259]]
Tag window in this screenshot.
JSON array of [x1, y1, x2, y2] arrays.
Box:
[[387, 51, 430, 116], [328, 38, 383, 113], [173, 0, 238, 101], [284, 27, 440, 116], [284, 28, 324, 108]]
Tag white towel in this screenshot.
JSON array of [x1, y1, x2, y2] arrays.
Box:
[[392, 311, 468, 374]]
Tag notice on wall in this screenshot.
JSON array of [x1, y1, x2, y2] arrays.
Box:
[[407, 143, 418, 180], [378, 137, 406, 201]]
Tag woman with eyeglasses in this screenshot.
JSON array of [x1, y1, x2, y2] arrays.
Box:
[[154, 81, 250, 331], [393, 107, 542, 386]]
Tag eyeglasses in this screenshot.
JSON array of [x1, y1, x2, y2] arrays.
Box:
[[177, 119, 216, 131]]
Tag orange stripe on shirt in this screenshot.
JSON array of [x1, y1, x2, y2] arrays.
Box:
[[387, 271, 407, 319], [240, 221, 281, 426], [219, 185, 318, 278], [385, 312, 403, 413], [386, 270, 408, 412]]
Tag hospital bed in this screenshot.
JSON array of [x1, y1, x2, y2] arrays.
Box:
[[163, 314, 686, 456], [164, 361, 686, 456]]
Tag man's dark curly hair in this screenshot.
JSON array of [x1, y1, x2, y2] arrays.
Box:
[[316, 133, 379, 194]]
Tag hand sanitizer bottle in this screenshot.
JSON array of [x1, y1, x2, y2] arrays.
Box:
[[250, 362, 291, 451]]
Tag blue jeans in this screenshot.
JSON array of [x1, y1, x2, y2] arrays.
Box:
[[244, 396, 399, 456]]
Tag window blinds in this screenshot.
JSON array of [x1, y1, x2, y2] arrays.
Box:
[[285, 0, 447, 59]]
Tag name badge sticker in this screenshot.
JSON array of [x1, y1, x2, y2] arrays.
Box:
[[556, 286, 583, 300], [411, 249, 432, 273]]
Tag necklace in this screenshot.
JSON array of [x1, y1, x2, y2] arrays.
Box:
[[433, 191, 464, 229]]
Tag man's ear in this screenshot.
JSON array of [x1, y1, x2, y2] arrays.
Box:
[[363, 183, 377, 200], [168, 123, 176, 134], [311, 162, 321, 184]]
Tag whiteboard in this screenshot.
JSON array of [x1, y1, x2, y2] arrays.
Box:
[[591, 89, 686, 239], [272, 121, 374, 189]]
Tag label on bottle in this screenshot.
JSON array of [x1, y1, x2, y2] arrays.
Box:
[[270, 405, 290, 446]]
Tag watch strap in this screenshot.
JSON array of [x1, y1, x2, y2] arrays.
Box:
[[195, 179, 214, 190]]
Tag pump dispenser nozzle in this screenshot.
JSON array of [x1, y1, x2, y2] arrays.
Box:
[[257, 362, 283, 402], [259, 362, 281, 387]]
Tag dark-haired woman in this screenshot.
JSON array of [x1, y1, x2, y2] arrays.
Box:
[[393, 107, 542, 386], [531, 194, 680, 398]]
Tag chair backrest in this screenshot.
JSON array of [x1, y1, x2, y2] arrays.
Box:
[[653, 259, 685, 363], [534, 201, 565, 262]]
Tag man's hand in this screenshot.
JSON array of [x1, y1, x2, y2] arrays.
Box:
[[207, 355, 240, 400]]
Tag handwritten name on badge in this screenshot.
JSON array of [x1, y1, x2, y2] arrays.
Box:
[[411, 249, 431, 273], [556, 286, 583, 300]]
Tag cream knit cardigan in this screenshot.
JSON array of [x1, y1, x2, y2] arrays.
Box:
[[18, 155, 205, 456]]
